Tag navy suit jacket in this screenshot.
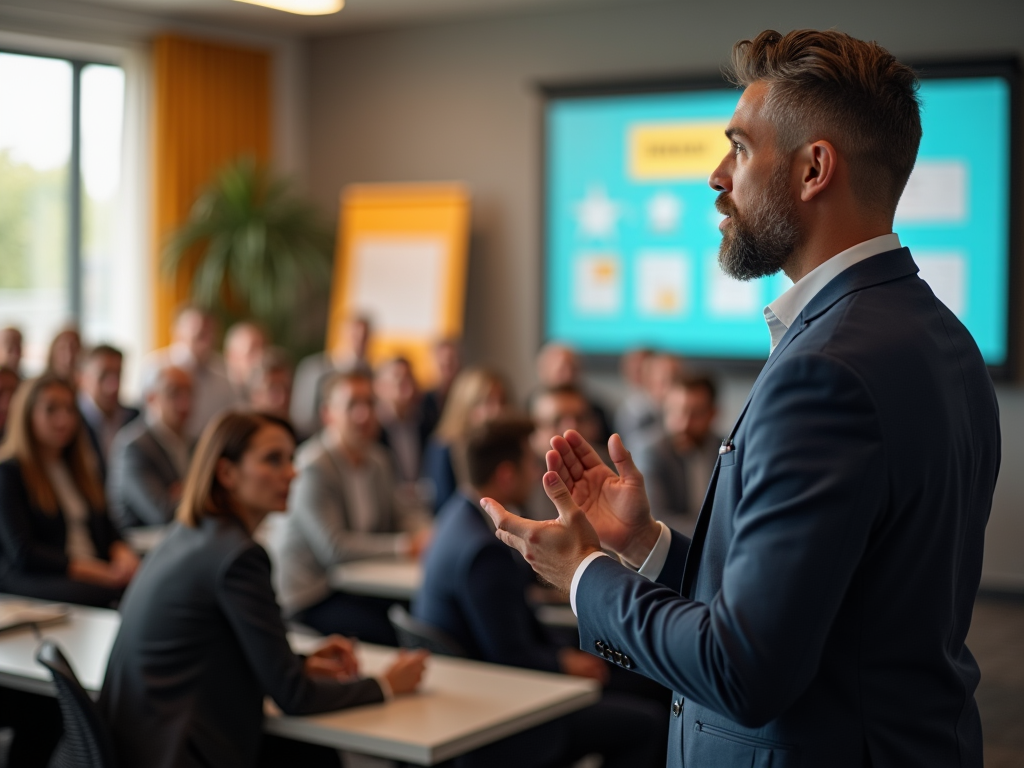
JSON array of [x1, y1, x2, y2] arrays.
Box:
[[576, 248, 1000, 768], [413, 492, 561, 672]]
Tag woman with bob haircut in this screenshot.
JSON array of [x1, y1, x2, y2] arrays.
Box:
[[0, 373, 138, 606], [100, 410, 427, 768]]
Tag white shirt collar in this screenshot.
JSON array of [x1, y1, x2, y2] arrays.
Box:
[[764, 233, 902, 353]]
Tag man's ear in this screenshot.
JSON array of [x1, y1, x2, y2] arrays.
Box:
[[798, 139, 838, 202]]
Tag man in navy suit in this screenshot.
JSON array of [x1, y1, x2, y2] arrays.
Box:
[[484, 29, 1000, 768], [415, 418, 666, 768]]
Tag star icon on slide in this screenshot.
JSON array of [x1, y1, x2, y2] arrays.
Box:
[[647, 191, 682, 233], [575, 186, 621, 239]]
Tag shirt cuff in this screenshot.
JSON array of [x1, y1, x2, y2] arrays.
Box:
[[569, 551, 609, 616], [637, 521, 672, 581], [375, 675, 393, 701]]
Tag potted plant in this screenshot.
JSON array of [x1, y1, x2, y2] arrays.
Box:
[[163, 156, 333, 350]]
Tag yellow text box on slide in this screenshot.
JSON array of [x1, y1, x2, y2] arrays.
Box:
[[629, 123, 730, 180]]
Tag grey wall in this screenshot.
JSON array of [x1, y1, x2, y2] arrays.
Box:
[[306, 0, 1024, 589]]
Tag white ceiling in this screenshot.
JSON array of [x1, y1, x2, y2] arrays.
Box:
[[70, 0, 637, 36]]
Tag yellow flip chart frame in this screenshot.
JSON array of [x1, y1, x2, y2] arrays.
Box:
[[326, 183, 471, 386]]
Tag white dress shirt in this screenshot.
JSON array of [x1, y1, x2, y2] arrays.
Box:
[[570, 233, 903, 614]]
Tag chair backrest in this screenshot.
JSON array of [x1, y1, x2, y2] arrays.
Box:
[[387, 604, 466, 657], [35, 640, 116, 768]]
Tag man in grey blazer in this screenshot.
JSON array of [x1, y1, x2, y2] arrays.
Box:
[[269, 369, 430, 645], [483, 29, 1000, 768], [107, 365, 193, 530], [634, 376, 721, 537]]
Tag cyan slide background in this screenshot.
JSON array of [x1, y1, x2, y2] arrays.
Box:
[[545, 78, 1010, 364]]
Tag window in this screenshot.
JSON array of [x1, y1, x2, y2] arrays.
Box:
[[0, 50, 125, 373]]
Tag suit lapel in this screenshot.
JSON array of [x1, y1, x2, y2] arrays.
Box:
[[677, 248, 919, 597]]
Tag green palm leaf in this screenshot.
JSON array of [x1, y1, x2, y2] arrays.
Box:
[[161, 156, 333, 344]]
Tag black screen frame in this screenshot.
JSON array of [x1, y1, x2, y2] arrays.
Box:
[[537, 57, 1022, 381]]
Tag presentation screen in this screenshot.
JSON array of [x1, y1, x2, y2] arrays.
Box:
[[543, 65, 1016, 369]]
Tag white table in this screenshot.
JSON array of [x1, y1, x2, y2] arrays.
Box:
[[330, 558, 580, 629], [0, 597, 598, 765], [330, 558, 423, 600]]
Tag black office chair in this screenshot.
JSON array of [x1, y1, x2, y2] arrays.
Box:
[[35, 640, 117, 768], [387, 604, 466, 657]]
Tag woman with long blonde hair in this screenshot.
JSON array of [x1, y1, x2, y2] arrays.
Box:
[[0, 373, 138, 606], [421, 367, 510, 513]]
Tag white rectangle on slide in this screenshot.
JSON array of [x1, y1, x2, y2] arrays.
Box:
[[351, 237, 444, 335], [574, 254, 622, 315], [706, 254, 761, 317], [916, 252, 967, 317], [636, 251, 691, 317], [895, 161, 968, 223]]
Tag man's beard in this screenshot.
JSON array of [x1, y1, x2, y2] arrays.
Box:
[[716, 164, 801, 281]]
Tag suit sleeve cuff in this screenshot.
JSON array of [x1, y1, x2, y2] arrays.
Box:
[[569, 551, 609, 616], [375, 675, 393, 701], [637, 521, 672, 581]]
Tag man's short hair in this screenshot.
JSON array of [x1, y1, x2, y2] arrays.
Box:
[[84, 343, 124, 364], [730, 29, 921, 214], [465, 417, 535, 488], [319, 367, 373, 406], [676, 375, 718, 406], [250, 347, 292, 386]]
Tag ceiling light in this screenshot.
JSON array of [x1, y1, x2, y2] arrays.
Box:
[[232, 0, 343, 15]]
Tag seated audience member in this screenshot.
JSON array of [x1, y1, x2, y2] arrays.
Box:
[[291, 314, 373, 438], [421, 367, 509, 513], [100, 410, 427, 768], [375, 356, 431, 486], [269, 371, 430, 644], [107, 365, 193, 530], [0, 366, 19, 440], [527, 384, 604, 521], [247, 347, 293, 421], [224, 321, 267, 402], [634, 375, 721, 537], [0, 327, 23, 376], [614, 347, 656, 443], [0, 374, 139, 607], [533, 342, 612, 442], [142, 305, 239, 442], [46, 325, 82, 383], [78, 344, 140, 479], [421, 337, 462, 437], [414, 418, 665, 768], [617, 352, 685, 448]]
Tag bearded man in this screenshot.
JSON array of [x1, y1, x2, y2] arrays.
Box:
[[484, 29, 1000, 768]]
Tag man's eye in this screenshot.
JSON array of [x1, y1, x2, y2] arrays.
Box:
[[732, 141, 745, 155]]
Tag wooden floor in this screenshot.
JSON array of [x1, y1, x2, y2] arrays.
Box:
[[970, 593, 1024, 768]]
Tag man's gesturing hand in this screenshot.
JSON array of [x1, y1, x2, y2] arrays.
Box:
[[481, 470, 603, 594], [547, 431, 661, 567]]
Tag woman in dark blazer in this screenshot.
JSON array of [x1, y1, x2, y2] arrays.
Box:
[[0, 374, 138, 607], [100, 410, 427, 768]]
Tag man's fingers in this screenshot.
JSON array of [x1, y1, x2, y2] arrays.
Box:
[[546, 448, 575, 491], [481, 497, 547, 559], [607, 433, 644, 484], [542, 470, 583, 523], [563, 429, 608, 471]]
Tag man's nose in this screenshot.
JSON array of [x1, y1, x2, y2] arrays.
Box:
[[709, 155, 732, 192]]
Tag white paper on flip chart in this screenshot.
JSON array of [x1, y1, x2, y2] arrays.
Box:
[[351, 237, 445, 335], [574, 254, 622, 315]]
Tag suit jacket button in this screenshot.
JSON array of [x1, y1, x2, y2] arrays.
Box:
[[595, 641, 605, 653], [671, 700, 682, 717], [622, 655, 633, 669], [612, 651, 623, 665]]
